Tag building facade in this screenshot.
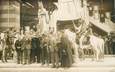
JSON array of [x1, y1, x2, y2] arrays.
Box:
[[0, 0, 20, 31]]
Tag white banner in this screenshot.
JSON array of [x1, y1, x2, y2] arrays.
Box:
[[58, 0, 81, 20]]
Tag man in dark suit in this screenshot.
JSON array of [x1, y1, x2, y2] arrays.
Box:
[[31, 34, 41, 63], [15, 36, 22, 64]]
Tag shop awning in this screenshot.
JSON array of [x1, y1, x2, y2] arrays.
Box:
[[89, 17, 115, 34]]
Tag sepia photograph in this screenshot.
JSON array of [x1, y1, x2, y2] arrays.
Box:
[[0, 0, 115, 72]]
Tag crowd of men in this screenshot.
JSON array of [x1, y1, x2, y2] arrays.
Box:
[[0, 20, 114, 68], [0, 17, 113, 67], [0, 27, 76, 68]]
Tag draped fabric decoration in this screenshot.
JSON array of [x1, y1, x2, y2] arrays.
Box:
[[57, 0, 81, 20]]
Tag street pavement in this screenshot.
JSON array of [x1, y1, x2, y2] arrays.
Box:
[[0, 56, 115, 72]]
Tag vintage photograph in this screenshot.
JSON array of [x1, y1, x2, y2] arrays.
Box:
[[0, 0, 115, 72]]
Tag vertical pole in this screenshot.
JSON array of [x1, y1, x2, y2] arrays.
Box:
[[8, 0, 10, 28], [15, 1, 20, 31]]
